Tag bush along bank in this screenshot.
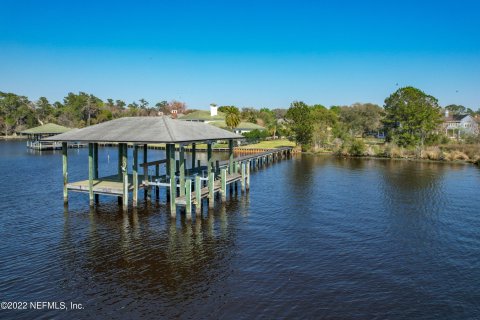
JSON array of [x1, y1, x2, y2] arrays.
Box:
[[333, 140, 480, 165]]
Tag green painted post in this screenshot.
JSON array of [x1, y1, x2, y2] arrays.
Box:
[[179, 145, 185, 197], [233, 160, 237, 174], [166, 143, 171, 174], [169, 143, 176, 217], [228, 139, 234, 173], [88, 143, 94, 206], [207, 142, 213, 177], [186, 179, 192, 219], [191, 143, 196, 171], [246, 160, 250, 191], [221, 168, 227, 201], [122, 143, 129, 210], [241, 162, 246, 192], [155, 164, 159, 199], [62, 142, 68, 204], [133, 145, 138, 207], [143, 144, 149, 200], [195, 175, 202, 215], [117, 143, 123, 179], [94, 143, 99, 203], [208, 171, 215, 209]]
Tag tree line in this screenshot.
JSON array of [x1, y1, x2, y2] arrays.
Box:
[[285, 86, 480, 151], [1, 87, 478, 151], [0, 91, 188, 135]]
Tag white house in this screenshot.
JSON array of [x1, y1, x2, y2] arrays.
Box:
[[443, 110, 479, 138]]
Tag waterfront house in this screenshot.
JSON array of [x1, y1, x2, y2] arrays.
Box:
[[442, 110, 479, 139]]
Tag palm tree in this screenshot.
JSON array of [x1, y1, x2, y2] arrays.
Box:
[[223, 106, 241, 131]]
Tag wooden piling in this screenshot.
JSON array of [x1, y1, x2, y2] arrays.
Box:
[[62, 142, 68, 204], [143, 144, 149, 201], [117, 143, 123, 179], [208, 171, 214, 209], [155, 164, 159, 199], [88, 143, 94, 206], [122, 143, 129, 210], [221, 168, 227, 201], [133, 144, 138, 207], [228, 139, 234, 173], [191, 143, 196, 170], [207, 142, 213, 177], [186, 179, 192, 219], [195, 175, 202, 215], [168, 143, 176, 217], [246, 160, 250, 191], [241, 162, 246, 192], [179, 145, 185, 196], [94, 143, 99, 203]]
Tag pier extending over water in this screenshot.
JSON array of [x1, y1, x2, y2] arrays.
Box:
[[45, 117, 292, 218]]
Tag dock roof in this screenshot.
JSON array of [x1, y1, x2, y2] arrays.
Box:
[[21, 123, 71, 134], [44, 116, 243, 143]]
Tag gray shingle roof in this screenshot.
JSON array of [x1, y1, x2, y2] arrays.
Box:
[[44, 117, 243, 143]]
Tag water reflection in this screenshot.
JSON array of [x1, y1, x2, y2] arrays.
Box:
[[59, 196, 250, 302]]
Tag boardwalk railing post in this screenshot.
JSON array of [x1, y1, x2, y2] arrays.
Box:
[[143, 144, 149, 201], [215, 160, 220, 177], [195, 175, 202, 215], [241, 162, 246, 192], [221, 168, 227, 201], [208, 172, 215, 209], [169, 143, 176, 217], [186, 179, 192, 219], [133, 144, 138, 208], [122, 143, 129, 210], [62, 142, 68, 204], [88, 143, 94, 207]]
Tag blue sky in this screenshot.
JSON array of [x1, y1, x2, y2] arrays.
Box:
[[1, 0, 479, 109]]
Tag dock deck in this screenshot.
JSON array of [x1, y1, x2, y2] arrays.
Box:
[[175, 173, 242, 205], [67, 174, 145, 196]]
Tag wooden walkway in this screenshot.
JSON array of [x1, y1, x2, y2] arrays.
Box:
[[175, 173, 242, 206], [67, 174, 145, 196]]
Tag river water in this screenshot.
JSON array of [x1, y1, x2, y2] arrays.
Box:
[[0, 141, 479, 319]]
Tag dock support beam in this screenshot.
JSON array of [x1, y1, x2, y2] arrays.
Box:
[[117, 143, 123, 179], [191, 143, 196, 171], [241, 162, 246, 192], [62, 142, 68, 204], [185, 179, 192, 219], [195, 175, 202, 215], [122, 143, 128, 210], [246, 160, 250, 191], [88, 143, 94, 206], [207, 142, 213, 178], [228, 139, 234, 173], [94, 143, 99, 203], [179, 145, 185, 197], [208, 171, 215, 209], [221, 168, 227, 201], [168, 144, 176, 217], [143, 144, 149, 201], [133, 145, 138, 207], [155, 164, 159, 199]]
